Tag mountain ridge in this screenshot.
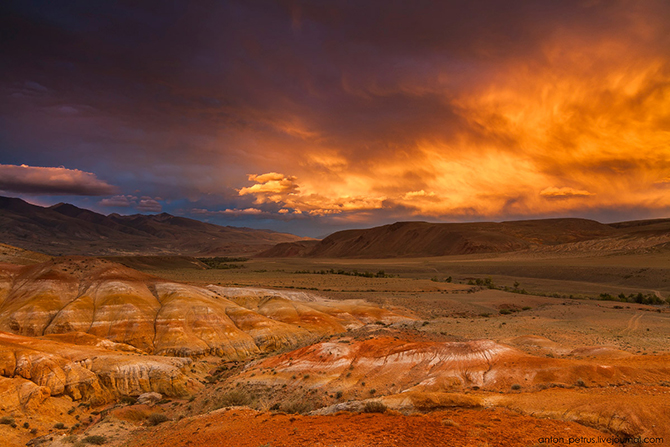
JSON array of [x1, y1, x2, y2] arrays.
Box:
[[0, 196, 309, 256]]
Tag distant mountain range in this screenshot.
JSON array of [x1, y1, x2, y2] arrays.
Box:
[[3, 196, 669, 259], [259, 217, 670, 258], [0, 196, 309, 256]]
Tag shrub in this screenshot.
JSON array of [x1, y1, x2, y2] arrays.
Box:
[[282, 400, 313, 414], [119, 395, 136, 405], [576, 378, 587, 388], [147, 413, 169, 426], [216, 390, 252, 408], [0, 417, 14, 425], [511, 384, 521, 390], [54, 422, 66, 429], [82, 435, 108, 445], [63, 435, 78, 444], [362, 402, 387, 413], [499, 309, 511, 315]]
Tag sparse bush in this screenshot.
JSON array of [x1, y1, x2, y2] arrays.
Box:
[[282, 400, 313, 414], [82, 435, 107, 445], [522, 306, 532, 311], [119, 395, 136, 405], [0, 417, 14, 425], [499, 309, 511, 315], [63, 435, 78, 444], [198, 257, 248, 269], [54, 422, 66, 429], [215, 389, 252, 408], [147, 413, 169, 426], [362, 402, 387, 413], [335, 391, 343, 399], [511, 384, 522, 390], [23, 422, 29, 429], [576, 378, 587, 388]]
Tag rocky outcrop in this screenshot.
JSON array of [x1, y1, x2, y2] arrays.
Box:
[[0, 259, 412, 359], [0, 375, 51, 413], [0, 331, 197, 402]]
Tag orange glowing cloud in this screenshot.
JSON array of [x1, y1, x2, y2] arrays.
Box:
[[8, 1, 669, 228], [239, 172, 386, 216], [239, 26, 670, 221]]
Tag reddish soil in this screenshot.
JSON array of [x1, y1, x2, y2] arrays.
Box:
[[128, 407, 614, 447]]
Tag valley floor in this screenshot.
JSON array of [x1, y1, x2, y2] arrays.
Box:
[[1, 251, 669, 446]]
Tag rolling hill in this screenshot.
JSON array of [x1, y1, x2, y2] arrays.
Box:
[[259, 218, 670, 258]]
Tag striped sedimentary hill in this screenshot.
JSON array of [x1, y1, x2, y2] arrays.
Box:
[[0, 258, 412, 359]]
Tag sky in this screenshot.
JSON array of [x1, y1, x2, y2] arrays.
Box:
[[1, 0, 670, 237]]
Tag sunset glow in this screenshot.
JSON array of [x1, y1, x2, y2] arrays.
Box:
[[2, 1, 670, 235]]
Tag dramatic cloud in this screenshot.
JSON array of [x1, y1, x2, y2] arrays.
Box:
[[1, 1, 669, 233], [239, 172, 386, 216], [238, 173, 299, 203], [0, 164, 117, 196]]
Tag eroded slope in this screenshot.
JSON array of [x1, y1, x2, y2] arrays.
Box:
[[0, 258, 412, 358]]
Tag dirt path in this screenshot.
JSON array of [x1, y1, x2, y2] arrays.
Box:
[[624, 313, 644, 334]]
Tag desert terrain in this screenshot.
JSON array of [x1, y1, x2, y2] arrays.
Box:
[[0, 212, 669, 446]]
